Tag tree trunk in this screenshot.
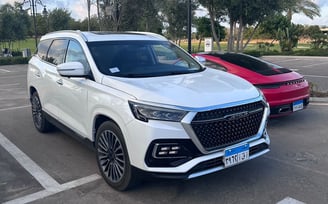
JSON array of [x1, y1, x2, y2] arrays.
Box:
[[198, 37, 202, 52], [243, 21, 261, 50], [208, 6, 221, 51], [239, 25, 244, 52], [236, 16, 243, 52], [287, 8, 292, 23], [233, 22, 237, 51], [228, 19, 234, 52], [97, 0, 101, 31]]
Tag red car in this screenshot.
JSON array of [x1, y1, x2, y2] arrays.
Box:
[[193, 52, 310, 117]]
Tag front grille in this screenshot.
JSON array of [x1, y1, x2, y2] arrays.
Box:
[[191, 101, 264, 151]]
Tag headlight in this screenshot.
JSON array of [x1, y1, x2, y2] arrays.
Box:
[[129, 101, 187, 122]]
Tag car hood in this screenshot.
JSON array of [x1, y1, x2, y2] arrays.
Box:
[[101, 68, 260, 108]]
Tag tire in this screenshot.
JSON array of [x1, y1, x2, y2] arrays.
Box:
[[95, 121, 138, 191], [31, 91, 52, 133]]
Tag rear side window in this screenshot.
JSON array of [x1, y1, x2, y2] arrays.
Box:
[[217, 53, 291, 76], [47, 39, 69, 65], [37, 39, 52, 61]]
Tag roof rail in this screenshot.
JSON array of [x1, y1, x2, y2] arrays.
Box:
[[43, 30, 87, 40]]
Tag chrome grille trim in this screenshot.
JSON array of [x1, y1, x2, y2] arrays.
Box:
[[181, 97, 269, 154]]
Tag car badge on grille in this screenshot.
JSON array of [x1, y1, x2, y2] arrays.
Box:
[[224, 111, 249, 121]]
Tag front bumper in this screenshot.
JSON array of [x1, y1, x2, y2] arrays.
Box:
[[144, 134, 270, 179], [125, 97, 270, 179]]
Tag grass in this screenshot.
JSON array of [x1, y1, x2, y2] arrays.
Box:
[[1, 38, 38, 54]]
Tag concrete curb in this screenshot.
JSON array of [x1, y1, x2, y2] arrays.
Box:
[[310, 97, 328, 103]]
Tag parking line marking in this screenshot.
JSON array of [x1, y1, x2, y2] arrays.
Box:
[[301, 62, 328, 68], [0, 105, 31, 112], [277, 197, 306, 204], [311, 103, 328, 106], [0, 132, 102, 204], [3, 174, 101, 204], [0, 68, 11, 73], [304, 74, 328, 78], [265, 58, 300, 63], [0, 83, 20, 87], [0, 132, 61, 189]]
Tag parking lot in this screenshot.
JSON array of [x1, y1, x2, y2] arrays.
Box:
[[1, 57, 328, 204]]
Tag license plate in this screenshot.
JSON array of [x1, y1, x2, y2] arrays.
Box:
[[292, 100, 304, 112], [223, 144, 249, 168]]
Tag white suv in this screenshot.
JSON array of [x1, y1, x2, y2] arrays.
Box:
[[27, 31, 270, 190]]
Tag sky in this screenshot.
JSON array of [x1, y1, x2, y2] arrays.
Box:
[[1, 0, 328, 26]]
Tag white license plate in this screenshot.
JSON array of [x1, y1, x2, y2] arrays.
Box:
[[293, 100, 304, 112], [223, 144, 249, 168]]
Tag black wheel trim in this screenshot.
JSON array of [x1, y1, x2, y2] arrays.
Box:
[[31, 95, 43, 129], [97, 130, 126, 183]]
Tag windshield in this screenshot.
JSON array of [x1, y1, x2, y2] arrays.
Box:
[[88, 40, 204, 77]]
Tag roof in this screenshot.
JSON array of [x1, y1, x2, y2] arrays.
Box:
[[40, 30, 167, 42]]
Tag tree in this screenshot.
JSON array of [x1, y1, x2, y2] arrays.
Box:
[[79, 16, 101, 31], [0, 3, 30, 50], [97, 0, 162, 33], [199, 0, 284, 52], [304, 26, 328, 49], [284, 0, 320, 23], [159, 0, 193, 43], [48, 8, 73, 31], [194, 16, 225, 51], [260, 14, 304, 51], [198, 0, 227, 51]]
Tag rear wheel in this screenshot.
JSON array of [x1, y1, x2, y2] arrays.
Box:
[[31, 91, 52, 133], [95, 121, 138, 191]]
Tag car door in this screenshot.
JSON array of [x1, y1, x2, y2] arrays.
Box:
[[55, 40, 90, 137], [41, 39, 69, 119]]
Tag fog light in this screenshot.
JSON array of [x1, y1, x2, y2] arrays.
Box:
[[153, 143, 188, 159]]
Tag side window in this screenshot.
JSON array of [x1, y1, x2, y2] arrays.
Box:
[[65, 40, 90, 70], [204, 60, 227, 72], [47, 39, 69, 65], [37, 39, 52, 61]]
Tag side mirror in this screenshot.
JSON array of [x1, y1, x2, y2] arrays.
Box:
[[194, 55, 206, 65], [57, 62, 86, 77]]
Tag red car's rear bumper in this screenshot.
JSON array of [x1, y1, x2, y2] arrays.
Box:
[[261, 81, 310, 117]]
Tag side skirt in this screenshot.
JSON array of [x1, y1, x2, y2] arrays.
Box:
[[44, 111, 95, 151]]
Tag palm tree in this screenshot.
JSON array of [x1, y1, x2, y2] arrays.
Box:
[[285, 0, 321, 23]]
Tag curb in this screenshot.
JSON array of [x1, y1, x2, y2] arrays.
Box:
[[310, 97, 328, 103]]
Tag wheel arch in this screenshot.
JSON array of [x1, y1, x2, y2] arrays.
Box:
[[93, 114, 121, 143], [29, 86, 37, 100]]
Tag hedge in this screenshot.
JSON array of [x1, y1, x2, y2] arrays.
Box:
[[0, 57, 30, 65]]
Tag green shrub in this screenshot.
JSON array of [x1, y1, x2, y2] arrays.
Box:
[[11, 50, 23, 57], [0, 56, 30, 65]]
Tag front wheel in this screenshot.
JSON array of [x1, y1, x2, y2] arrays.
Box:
[[95, 121, 138, 191]]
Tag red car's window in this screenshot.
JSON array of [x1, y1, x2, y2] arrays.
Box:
[[209, 53, 292, 76]]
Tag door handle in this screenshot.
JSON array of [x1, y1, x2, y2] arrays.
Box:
[[56, 79, 63, 85], [35, 72, 41, 77]]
